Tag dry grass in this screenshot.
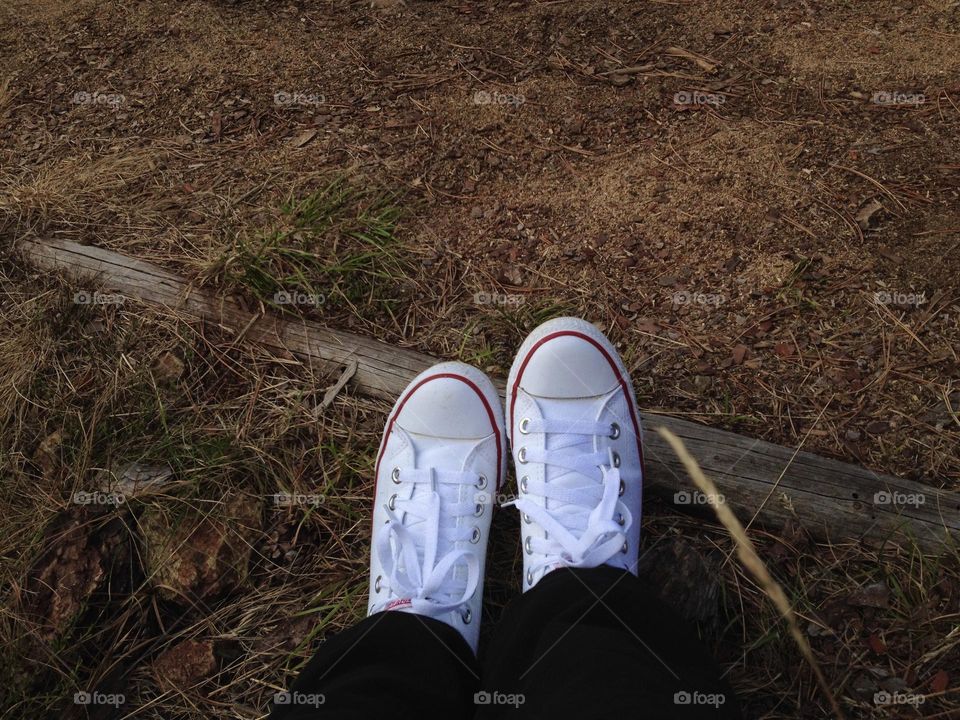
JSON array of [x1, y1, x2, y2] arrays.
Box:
[[1, 0, 958, 718], [1, 245, 958, 719]]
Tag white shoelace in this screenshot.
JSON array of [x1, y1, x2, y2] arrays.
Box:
[[505, 418, 631, 578], [374, 468, 481, 615]]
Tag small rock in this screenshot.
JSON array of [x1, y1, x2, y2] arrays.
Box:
[[153, 639, 216, 690], [152, 351, 184, 383], [141, 493, 260, 604], [848, 581, 890, 609], [850, 673, 880, 700], [34, 431, 64, 478], [693, 375, 712, 393], [879, 676, 910, 693]]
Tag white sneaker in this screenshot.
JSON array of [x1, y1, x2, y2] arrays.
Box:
[[368, 362, 506, 652], [505, 317, 644, 590]]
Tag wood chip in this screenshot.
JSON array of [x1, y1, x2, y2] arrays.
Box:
[[855, 199, 883, 230], [317, 360, 358, 413], [664, 46, 719, 73]]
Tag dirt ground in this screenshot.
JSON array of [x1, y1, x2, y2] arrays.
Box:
[[1, 1, 958, 718]]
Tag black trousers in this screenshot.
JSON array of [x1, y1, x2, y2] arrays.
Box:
[[270, 566, 740, 719]]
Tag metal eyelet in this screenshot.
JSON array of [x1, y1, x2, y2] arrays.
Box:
[[616, 513, 625, 526], [517, 447, 528, 464], [526, 569, 534, 585], [519, 417, 531, 434], [519, 476, 528, 493], [619, 479, 625, 496], [621, 540, 628, 554], [610, 422, 621, 439], [470, 527, 481, 543], [375, 575, 382, 593], [474, 503, 484, 517], [524, 536, 533, 554], [391, 467, 401, 484], [476, 474, 488, 490], [461, 606, 472, 623], [522, 512, 531, 524], [612, 451, 621, 468], [388, 494, 397, 510]]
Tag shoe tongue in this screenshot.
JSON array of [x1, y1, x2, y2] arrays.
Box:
[[408, 434, 473, 479]]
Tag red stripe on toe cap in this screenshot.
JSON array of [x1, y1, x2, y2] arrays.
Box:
[[373, 373, 505, 510], [509, 331, 645, 474]]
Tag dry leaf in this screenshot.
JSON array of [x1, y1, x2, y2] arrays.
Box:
[[930, 669, 949, 694], [732, 344, 749, 366], [290, 129, 318, 148], [867, 633, 887, 654], [774, 342, 795, 358]]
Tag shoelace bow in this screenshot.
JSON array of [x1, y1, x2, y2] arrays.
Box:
[[505, 418, 631, 577], [375, 468, 481, 614]]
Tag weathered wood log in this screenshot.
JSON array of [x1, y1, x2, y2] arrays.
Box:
[[17, 238, 959, 553]]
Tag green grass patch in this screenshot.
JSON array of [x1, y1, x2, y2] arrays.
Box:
[[215, 177, 411, 315]]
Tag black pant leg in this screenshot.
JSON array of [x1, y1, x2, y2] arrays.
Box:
[[270, 611, 479, 719], [476, 567, 740, 720]]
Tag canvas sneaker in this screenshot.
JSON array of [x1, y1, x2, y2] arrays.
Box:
[[368, 361, 506, 652], [505, 317, 644, 590]]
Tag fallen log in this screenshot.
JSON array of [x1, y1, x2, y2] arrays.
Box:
[[17, 238, 959, 554]]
